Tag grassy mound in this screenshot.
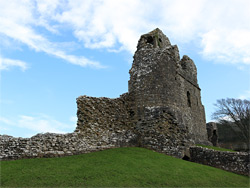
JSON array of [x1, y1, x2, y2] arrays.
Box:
[[1, 147, 249, 187]]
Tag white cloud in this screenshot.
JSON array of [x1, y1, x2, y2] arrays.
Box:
[[0, 56, 28, 71], [201, 29, 250, 65], [53, 0, 250, 65], [17, 114, 72, 134], [0, 0, 103, 69], [0, 114, 76, 136], [0, 0, 250, 67], [54, 0, 154, 53]]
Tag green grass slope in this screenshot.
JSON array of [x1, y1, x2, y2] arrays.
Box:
[[1, 147, 249, 187]]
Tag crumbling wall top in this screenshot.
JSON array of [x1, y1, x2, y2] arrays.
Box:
[[137, 28, 171, 50], [178, 55, 199, 89]]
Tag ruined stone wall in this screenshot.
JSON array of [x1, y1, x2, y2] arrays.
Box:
[[0, 93, 192, 160], [0, 95, 136, 160], [0, 28, 209, 160], [75, 95, 192, 158], [189, 146, 249, 176], [75, 95, 137, 147], [0, 133, 101, 160]]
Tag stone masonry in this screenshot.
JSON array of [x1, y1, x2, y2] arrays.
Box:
[[1, 28, 209, 160], [75, 28, 210, 158], [190, 146, 249, 176]]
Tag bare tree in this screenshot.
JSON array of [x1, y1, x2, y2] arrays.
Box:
[[212, 98, 250, 144]]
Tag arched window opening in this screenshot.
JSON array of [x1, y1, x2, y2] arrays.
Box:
[[187, 91, 191, 107]]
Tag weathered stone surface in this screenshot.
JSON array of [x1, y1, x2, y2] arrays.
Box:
[[128, 28, 208, 145], [1, 29, 247, 176], [190, 146, 249, 176], [75, 28, 209, 158], [1, 28, 209, 161]]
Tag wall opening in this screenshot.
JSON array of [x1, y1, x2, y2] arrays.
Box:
[[182, 155, 190, 161], [129, 110, 135, 117], [187, 91, 191, 107], [211, 130, 218, 146], [146, 36, 154, 45]]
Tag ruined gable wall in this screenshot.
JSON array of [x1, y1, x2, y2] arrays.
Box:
[[75, 95, 137, 147]]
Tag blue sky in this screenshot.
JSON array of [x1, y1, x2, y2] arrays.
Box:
[[0, 0, 249, 138]]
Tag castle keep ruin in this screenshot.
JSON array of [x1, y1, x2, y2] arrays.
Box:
[[2, 29, 249, 176], [76, 28, 209, 157], [1, 28, 209, 160]]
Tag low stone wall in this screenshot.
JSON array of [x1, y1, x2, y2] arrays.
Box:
[[0, 130, 136, 160], [189, 146, 249, 176], [0, 133, 107, 160]]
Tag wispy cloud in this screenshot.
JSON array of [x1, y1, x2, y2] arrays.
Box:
[[0, 56, 28, 71], [0, 0, 250, 68], [0, 114, 76, 136], [18, 115, 67, 134], [0, 0, 102, 69], [55, 0, 250, 65]]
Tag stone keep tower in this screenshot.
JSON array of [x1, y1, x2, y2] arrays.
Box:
[[75, 28, 209, 158], [0, 28, 210, 160], [128, 28, 207, 143]]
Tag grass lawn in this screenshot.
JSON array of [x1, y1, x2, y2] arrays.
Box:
[[196, 144, 236, 152], [1, 147, 249, 187]]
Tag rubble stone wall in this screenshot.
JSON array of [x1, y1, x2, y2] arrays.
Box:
[[0, 95, 138, 160], [0, 28, 209, 161], [0, 94, 191, 160], [0, 133, 105, 160], [189, 146, 249, 176], [75, 94, 137, 147]]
